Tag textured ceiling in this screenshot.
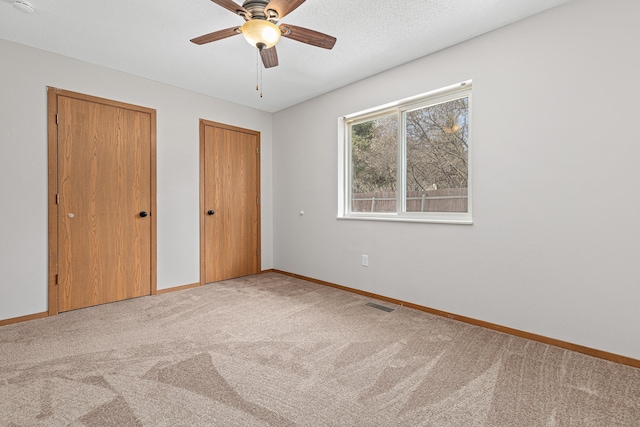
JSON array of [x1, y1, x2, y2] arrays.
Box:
[[0, 0, 571, 112]]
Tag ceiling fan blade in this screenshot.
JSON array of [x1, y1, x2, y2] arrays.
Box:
[[265, 0, 306, 19], [279, 24, 336, 50], [190, 27, 241, 45], [210, 0, 248, 15], [260, 46, 279, 68]]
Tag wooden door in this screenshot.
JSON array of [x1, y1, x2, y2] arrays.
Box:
[[49, 89, 156, 313], [201, 120, 260, 283]]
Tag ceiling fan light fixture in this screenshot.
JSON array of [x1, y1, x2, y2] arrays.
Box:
[[241, 20, 281, 49]]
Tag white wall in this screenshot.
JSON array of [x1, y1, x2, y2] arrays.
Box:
[[0, 39, 273, 320], [272, 0, 640, 359]]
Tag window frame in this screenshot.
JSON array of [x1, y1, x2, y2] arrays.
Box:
[[338, 81, 473, 224]]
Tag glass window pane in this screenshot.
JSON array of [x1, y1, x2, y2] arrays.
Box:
[[405, 97, 469, 213], [351, 113, 398, 213]]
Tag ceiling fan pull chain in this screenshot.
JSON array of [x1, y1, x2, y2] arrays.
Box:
[[254, 48, 263, 98], [256, 49, 260, 92]]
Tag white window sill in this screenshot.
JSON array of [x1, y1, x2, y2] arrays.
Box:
[[337, 215, 473, 225]]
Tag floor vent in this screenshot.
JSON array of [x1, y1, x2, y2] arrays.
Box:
[[365, 302, 395, 312]]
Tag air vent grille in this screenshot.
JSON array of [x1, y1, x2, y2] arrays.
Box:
[[365, 302, 395, 312]]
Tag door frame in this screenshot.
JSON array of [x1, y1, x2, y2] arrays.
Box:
[[47, 87, 157, 315], [199, 119, 261, 285]]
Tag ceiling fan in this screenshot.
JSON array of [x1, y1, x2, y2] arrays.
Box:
[[191, 0, 337, 68]]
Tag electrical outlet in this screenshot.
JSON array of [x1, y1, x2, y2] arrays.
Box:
[[362, 254, 369, 267]]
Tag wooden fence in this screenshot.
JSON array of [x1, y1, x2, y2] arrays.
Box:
[[352, 188, 468, 213]]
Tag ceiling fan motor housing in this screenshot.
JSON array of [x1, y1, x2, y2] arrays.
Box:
[[241, 0, 278, 21]]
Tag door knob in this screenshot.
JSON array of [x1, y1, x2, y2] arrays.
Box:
[[139, 211, 148, 217], [207, 210, 215, 216]]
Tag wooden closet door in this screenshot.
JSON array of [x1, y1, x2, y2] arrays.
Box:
[[202, 121, 260, 283], [57, 95, 153, 312]]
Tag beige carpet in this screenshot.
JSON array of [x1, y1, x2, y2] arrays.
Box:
[[0, 272, 638, 426]]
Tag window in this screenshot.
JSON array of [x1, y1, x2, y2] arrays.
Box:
[[339, 81, 472, 224]]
